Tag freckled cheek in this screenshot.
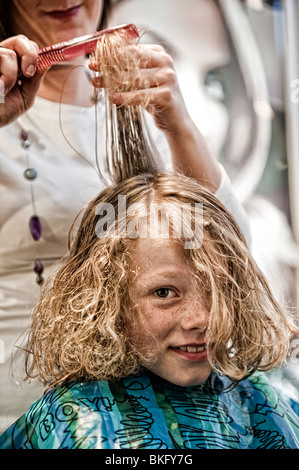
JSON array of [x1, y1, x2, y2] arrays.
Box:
[[133, 306, 173, 348]]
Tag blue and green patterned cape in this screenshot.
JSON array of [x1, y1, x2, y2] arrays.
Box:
[[1, 370, 299, 449]]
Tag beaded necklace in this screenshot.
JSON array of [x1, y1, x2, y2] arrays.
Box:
[[20, 129, 44, 286], [16, 63, 99, 287]]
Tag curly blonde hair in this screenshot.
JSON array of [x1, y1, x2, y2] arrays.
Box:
[[24, 171, 299, 388]]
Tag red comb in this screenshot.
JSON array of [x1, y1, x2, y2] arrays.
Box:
[[36, 23, 139, 70]]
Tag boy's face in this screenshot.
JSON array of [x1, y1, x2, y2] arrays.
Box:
[[130, 237, 212, 387]]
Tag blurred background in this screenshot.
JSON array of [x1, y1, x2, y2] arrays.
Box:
[[108, 0, 299, 399]]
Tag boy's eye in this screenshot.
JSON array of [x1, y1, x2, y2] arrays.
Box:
[[154, 288, 176, 299]]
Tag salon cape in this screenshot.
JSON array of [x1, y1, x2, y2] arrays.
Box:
[[0, 370, 298, 449]]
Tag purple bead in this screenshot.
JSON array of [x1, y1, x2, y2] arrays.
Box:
[[29, 215, 42, 241], [33, 258, 44, 275], [20, 130, 31, 148], [20, 130, 28, 141]]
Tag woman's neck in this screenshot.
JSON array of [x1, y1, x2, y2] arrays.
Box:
[[37, 61, 96, 107]]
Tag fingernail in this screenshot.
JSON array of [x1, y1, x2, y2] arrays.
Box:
[[26, 64, 36, 77]]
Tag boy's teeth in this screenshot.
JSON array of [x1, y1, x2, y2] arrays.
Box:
[[178, 345, 206, 352]]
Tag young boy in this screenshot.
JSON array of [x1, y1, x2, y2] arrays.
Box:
[[1, 171, 298, 449]]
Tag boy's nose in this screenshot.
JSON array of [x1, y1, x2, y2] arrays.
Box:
[[179, 300, 209, 332]]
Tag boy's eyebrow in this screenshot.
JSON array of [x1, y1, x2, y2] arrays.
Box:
[[136, 267, 191, 280]]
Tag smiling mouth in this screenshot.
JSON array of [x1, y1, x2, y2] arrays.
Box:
[[170, 343, 209, 362], [176, 345, 207, 353]]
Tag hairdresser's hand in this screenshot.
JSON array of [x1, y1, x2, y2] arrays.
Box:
[[90, 44, 191, 135], [0, 35, 46, 127], [90, 43, 222, 191]]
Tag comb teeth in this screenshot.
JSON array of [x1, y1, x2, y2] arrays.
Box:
[[37, 50, 66, 69], [36, 24, 139, 70]]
